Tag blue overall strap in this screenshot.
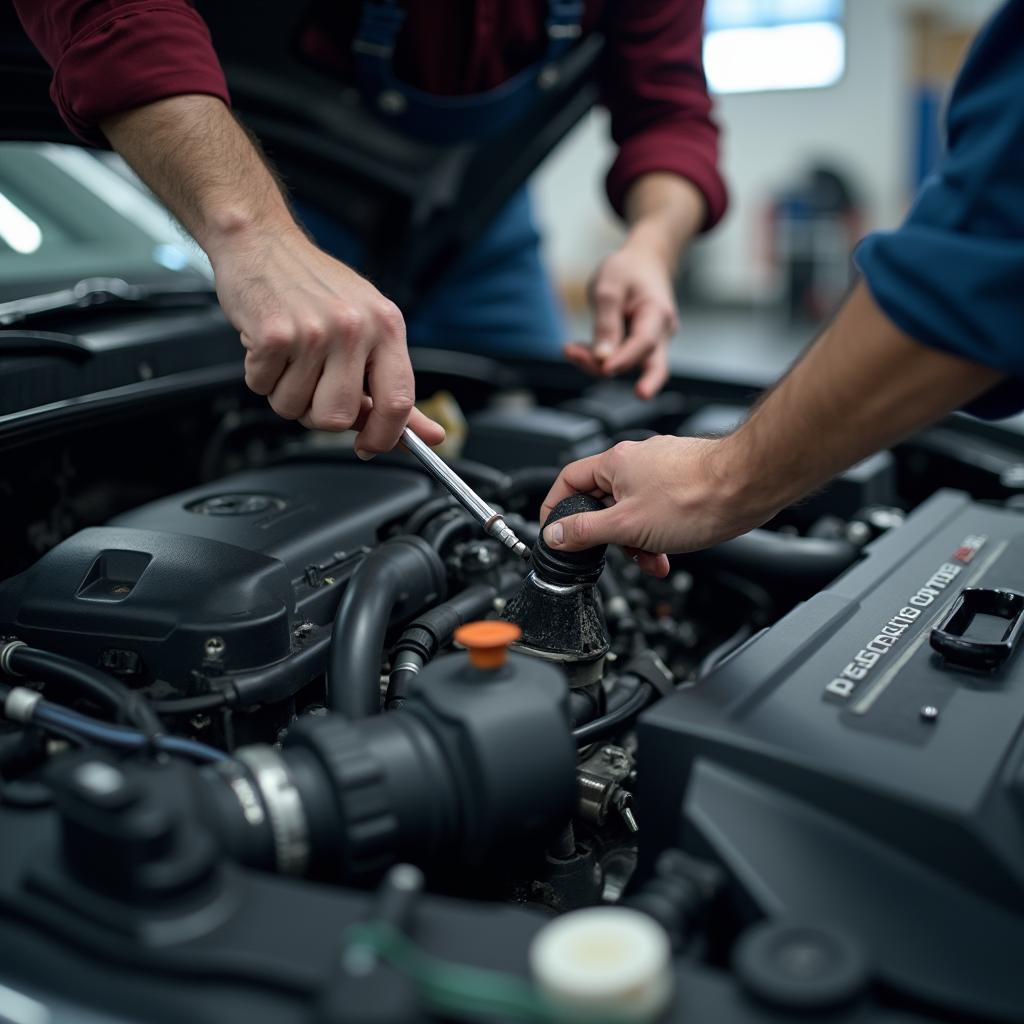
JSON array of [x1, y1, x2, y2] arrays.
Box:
[[351, 0, 585, 143], [546, 0, 585, 49], [350, 0, 407, 61]]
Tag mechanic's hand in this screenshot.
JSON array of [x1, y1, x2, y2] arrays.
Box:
[[540, 436, 776, 577], [211, 225, 443, 456], [563, 239, 679, 400]]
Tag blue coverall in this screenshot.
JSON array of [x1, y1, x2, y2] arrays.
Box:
[[856, 0, 1024, 418]]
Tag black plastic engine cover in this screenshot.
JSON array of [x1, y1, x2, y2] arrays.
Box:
[[0, 461, 431, 685], [462, 406, 607, 471], [637, 489, 1024, 1022]]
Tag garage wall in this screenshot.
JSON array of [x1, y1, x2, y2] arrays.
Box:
[[531, 0, 1001, 307]]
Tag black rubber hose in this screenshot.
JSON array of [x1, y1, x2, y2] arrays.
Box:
[[328, 536, 446, 718], [428, 512, 476, 554], [404, 495, 459, 535], [568, 687, 602, 727], [152, 693, 228, 715], [385, 583, 498, 709], [680, 530, 858, 592], [497, 466, 560, 504], [5, 646, 163, 739], [447, 458, 511, 497], [231, 632, 331, 707], [572, 678, 653, 745]]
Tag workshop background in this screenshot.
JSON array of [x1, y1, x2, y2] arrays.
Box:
[[533, 0, 1002, 387]]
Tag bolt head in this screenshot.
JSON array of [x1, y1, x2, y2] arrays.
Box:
[[845, 520, 872, 546], [920, 705, 940, 722], [204, 636, 226, 658]]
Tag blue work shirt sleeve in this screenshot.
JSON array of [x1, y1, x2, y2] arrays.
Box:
[[854, 0, 1024, 419]]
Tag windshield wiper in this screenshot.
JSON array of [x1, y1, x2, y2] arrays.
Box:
[[0, 277, 218, 326]]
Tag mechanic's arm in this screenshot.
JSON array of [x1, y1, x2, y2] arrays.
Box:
[[543, 283, 1004, 577], [101, 95, 441, 455], [564, 172, 705, 399]]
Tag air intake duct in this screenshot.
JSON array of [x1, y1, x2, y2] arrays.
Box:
[[198, 641, 576, 880]]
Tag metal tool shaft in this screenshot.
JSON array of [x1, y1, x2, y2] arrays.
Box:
[[401, 427, 529, 559]]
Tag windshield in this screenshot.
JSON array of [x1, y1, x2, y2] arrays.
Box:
[[0, 142, 211, 302]]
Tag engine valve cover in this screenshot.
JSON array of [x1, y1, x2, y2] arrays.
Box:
[[638, 489, 1024, 1022], [0, 462, 431, 685]]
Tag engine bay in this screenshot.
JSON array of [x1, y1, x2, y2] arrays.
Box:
[[2, 365, 1024, 1023]]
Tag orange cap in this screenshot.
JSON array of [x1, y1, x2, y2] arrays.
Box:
[[455, 620, 522, 670]]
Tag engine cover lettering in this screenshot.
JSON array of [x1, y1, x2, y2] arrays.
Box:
[[822, 542, 982, 703]]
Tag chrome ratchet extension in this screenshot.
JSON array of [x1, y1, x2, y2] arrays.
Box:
[[400, 427, 530, 560]]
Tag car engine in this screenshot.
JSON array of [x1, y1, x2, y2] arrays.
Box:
[[1, 372, 1023, 1024]]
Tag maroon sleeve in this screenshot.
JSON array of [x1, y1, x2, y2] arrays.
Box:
[[601, 0, 727, 231], [12, 0, 230, 148]]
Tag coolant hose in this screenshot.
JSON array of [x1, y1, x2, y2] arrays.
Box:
[[681, 529, 859, 593], [328, 536, 446, 718], [572, 676, 653, 745], [385, 583, 498, 709]]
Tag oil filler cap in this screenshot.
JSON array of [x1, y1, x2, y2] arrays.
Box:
[[529, 907, 673, 1022]]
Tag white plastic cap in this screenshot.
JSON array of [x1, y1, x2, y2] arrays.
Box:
[[529, 906, 674, 1022]]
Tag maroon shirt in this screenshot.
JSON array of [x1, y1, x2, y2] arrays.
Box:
[[13, 0, 727, 226]]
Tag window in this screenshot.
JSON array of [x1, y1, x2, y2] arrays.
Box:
[[0, 143, 209, 301], [704, 0, 846, 95]]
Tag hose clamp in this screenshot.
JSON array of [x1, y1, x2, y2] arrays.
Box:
[[4, 685, 42, 723], [0, 640, 27, 676], [391, 651, 422, 675], [528, 571, 586, 596], [236, 745, 310, 877]]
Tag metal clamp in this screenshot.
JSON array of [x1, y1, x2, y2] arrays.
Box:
[[0, 640, 27, 676], [236, 745, 310, 877], [4, 685, 42, 724]]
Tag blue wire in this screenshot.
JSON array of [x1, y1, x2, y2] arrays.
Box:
[[34, 703, 228, 763]]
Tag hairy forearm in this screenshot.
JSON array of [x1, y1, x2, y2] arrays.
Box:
[[622, 172, 706, 271], [100, 94, 295, 257], [99, 92, 441, 453], [715, 283, 1005, 516]]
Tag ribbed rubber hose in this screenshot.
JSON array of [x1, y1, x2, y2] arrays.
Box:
[[328, 536, 446, 718], [385, 583, 498, 709]]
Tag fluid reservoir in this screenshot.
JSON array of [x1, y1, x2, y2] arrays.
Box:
[[199, 619, 578, 879]]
